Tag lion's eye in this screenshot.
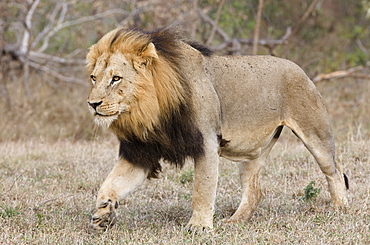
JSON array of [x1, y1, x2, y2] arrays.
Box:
[[111, 76, 122, 85]]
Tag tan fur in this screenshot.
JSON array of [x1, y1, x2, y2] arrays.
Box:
[[86, 28, 348, 233]]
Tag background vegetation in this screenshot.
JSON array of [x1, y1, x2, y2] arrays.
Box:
[[0, 0, 369, 244], [1, 0, 369, 141]]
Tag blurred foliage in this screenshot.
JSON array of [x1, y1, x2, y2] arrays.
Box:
[[0, 0, 369, 141], [1, 0, 368, 74]]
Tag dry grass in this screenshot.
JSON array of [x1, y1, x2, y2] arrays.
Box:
[[0, 78, 369, 244], [0, 75, 102, 141], [0, 135, 369, 244]]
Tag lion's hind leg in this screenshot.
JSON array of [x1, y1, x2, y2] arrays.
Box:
[[284, 117, 348, 207], [225, 158, 263, 223], [226, 126, 283, 223]]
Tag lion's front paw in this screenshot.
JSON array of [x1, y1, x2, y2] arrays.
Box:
[[185, 217, 213, 233], [185, 223, 213, 234], [89, 200, 118, 233]]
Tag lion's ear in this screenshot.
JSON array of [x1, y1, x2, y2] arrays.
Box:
[[141, 43, 158, 59], [134, 43, 158, 70]]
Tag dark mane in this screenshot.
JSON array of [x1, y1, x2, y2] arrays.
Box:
[[116, 27, 205, 178], [119, 101, 204, 179], [187, 41, 213, 56]]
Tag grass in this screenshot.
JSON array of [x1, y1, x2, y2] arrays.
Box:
[[0, 205, 20, 218], [301, 181, 321, 202], [0, 76, 104, 142], [0, 77, 369, 244], [0, 134, 369, 244]]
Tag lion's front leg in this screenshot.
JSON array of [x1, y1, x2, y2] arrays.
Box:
[[90, 158, 148, 233], [187, 140, 219, 232]]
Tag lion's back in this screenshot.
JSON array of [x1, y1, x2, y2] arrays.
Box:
[[201, 55, 319, 158], [209, 55, 308, 94]]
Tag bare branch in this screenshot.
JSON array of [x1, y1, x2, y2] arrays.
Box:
[[313, 66, 370, 83], [206, 0, 225, 46], [291, 0, 321, 38], [31, 1, 64, 49], [190, 0, 199, 40], [21, 0, 41, 97], [29, 61, 87, 86], [29, 51, 85, 65], [37, 8, 128, 52], [240, 27, 292, 46], [57, 1, 68, 26], [252, 0, 264, 55], [119, 2, 155, 27], [20, 0, 40, 55], [209, 27, 291, 53], [198, 6, 290, 55], [356, 39, 368, 54], [197, 8, 230, 42]]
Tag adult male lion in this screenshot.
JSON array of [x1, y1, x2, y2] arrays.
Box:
[[86, 27, 348, 232]]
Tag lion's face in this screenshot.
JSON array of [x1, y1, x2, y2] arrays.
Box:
[[87, 52, 138, 128], [86, 29, 184, 139]]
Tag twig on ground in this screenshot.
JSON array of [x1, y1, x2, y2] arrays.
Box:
[[0, 172, 26, 197], [33, 194, 75, 212]]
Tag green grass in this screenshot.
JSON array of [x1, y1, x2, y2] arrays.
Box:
[[301, 181, 321, 202], [0, 205, 20, 218]]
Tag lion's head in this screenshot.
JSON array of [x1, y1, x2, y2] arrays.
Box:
[[86, 28, 206, 178], [86, 28, 189, 140]]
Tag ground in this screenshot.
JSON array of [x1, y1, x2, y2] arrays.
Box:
[[1, 78, 369, 244], [0, 131, 369, 244]]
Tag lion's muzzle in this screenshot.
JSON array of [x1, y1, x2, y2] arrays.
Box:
[[87, 100, 120, 128], [88, 101, 103, 111]]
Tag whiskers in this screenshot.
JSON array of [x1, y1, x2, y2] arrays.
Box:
[[88, 104, 120, 129], [94, 115, 118, 128]]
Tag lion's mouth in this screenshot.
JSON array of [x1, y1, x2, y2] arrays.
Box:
[[95, 111, 120, 117], [91, 108, 129, 128], [93, 112, 120, 128]]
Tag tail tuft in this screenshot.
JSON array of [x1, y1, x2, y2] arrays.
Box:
[[343, 173, 349, 190]]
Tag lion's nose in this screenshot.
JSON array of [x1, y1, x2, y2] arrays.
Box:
[[88, 101, 102, 110]]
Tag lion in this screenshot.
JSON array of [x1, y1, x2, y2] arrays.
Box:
[[86, 27, 348, 232]]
